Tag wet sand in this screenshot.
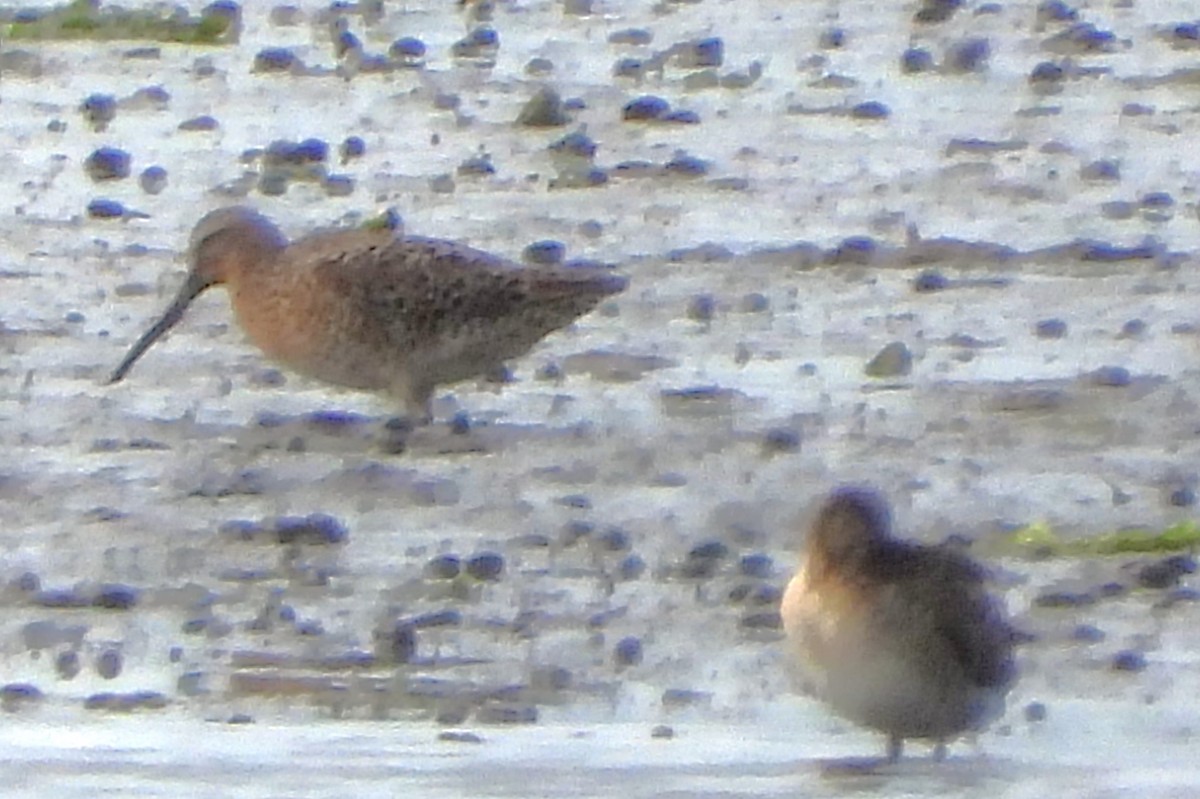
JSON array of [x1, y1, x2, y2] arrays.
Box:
[[3, 0, 1200, 794]]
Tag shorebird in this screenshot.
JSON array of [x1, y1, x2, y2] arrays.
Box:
[[780, 486, 1016, 763], [108, 206, 626, 423]]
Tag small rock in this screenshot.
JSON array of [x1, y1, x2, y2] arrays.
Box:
[[253, 47, 300, 73], [339, 135, 366, 162], [901, 47, 936, 74], [1088, 365, 1131, 387], [80, 93, 117, 130], [465, 552, 505, 581], [84, 147, 132, 181], [865, 342, 912, 378], [650, 724, 675, 739], [622, 95, 670, 121], [56, 651, 82, 680], [1024, 701, 1047, 722], [138, 166, 168, 195], [273, 513, 348, 545], [762, 427, 801, 454], [608, 28, 652, 45], [739, 553, 774, 578], [1111, 649, 1146, 672], [1137, 555, 1196, 589], [1080, 159, 1120, 181], [389, 36, 426, 66], [912, 269, 950, 292], [178, 115, 219, 132], [453, 26, 499, 59], [1168, 487, 1196, 508], [676, 37, 723, 69], [614, 636, 643, 667], [850, 101, 890, 120], [914, 0, 962, 23], [516, 86, 569, 127], [946, 37, 991, 72], [93, 584, 140, 610], [523, 240, 566, 265], [96, 649, 123, 680], [1035, 318, 1068, 339]]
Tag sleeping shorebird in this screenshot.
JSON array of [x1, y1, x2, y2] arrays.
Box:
[[780, 486, 1017, 764], [108, 206, 626, 424]]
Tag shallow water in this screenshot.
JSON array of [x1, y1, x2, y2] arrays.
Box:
[[3, 0, 1200, 795]]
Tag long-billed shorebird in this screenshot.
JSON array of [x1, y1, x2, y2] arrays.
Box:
[[108, 206, 626, 423], [780, 486, 1016, 763]]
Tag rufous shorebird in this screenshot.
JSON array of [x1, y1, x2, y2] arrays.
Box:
[[108, 206, 626, 423], [780, 486, 1016, 763]]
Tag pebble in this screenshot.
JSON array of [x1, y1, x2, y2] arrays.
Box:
[[650, 724, 675, 739], [84, 147, 132, 182], [901, 47, 936, 74], [914, 0, 962, 23], [139, 166, 168, 194], [0, 683, 44, 711], [93, 583, 140, 610], [1024, 701, 1048, 722], [850, 101, 890, 120], [762, 427, 801, 454], [912, 269, 950, 292], [80, 93, 118, 130], [253, 47, 299, 72], [178, 115, 219, 131], [56, 651, 82, 680], [1168, 486, 1196, 507], [947, 37, 991, 72], [516, 86, 569, 127], [1136, 555, 1196, 589], [465, 552, 505, 581], [389, 36, 426, 66], [676, 37, 723, 69], [273, 513, 349, 545], [1088, 365, 1131, 387], [453, 26, 499, 59], [426, 554, 462, 579], [96, 649, 123, 680], [864, 341, 912, 378], [1080, 159, 1120, 181], [622, 95, 670, 121], [1035, 318, 1068, 339], [614, 636, 643, 667], [738, 553, 774, 578], [608, 28, 652, 46], [523, 240, 566, 265], [1111, 650, 1147, 672]]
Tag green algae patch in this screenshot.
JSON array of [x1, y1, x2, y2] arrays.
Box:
[[995, 520, 1200, 558], [2, 1, 239, 45]]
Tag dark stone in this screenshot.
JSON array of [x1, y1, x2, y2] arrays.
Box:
[[850, 101, 890, 120], [273, 513, 348, 545], [1137, 555, 1196, 589], [1035, 318, 1068, 339], [1034, 590, 1095, 607], [523, 240, 566, 265], [1071, 623, 1105, 643], [622, 95, 670, 121], [1029, 61, 1065, 83], [84, 147, 131, 181], [550, 131, 597, 160], [1169, 486, 1196, 507], [93, 584, 140, 610], [901, 47, 936, 73], [616, 553, 646, 580], [1088, 365, 1131, 387], [762, 427, 801, 454], [80, 93, 117, 129], [466, 552, 505, 581], [665, 154, 708, 176], [739, 553, 774, 578], [947, 37, 991, 72], [614, 636, 643, 667], [96, 649, 123, 680], [253, 47, 299, 72], [914, 0, 962, 23], [1111, 649, 1146, 672], [139, 166, 168, 194], [913, 269, 950, 292], [1080, 159, 1120, 181], [1024, 701, 1047, 722]]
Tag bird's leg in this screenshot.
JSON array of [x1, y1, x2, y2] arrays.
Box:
[[886, 735, 903, 763]]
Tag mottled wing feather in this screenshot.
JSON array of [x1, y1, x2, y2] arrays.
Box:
[[309, 235, 621, 350], [872, 543, 1015, 690]]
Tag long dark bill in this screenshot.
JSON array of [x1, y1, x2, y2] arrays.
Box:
[[108, 272, 211, 384]]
